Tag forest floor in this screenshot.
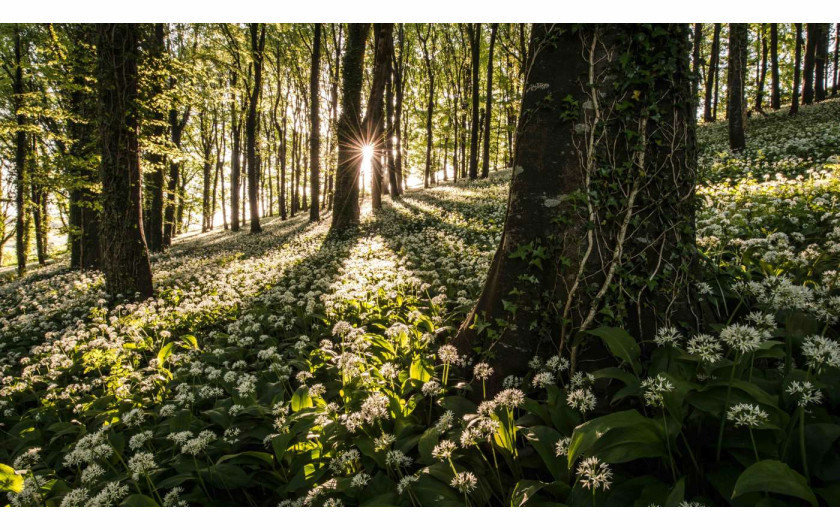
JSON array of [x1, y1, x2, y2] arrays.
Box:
[[2, 98, 840, 507]]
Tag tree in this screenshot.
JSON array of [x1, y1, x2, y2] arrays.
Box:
[[96, 23, 154, 299], [452, 24, 697, 388], [466, 23, 481, 180], [480, 23, 498, 179], [144, 23, 167, 253], [11, 25, 30, 276], [770, 23, 781, 110], [246, 23, 266, 234], [790, 23, 803, 115], [755, 24, 768, 113], [366, 23, 393, 211], [802, 23, 817, 105], [417, 25, 435, 189], [727, 23, 747, 151], [814, 23, 829, 102], [703, 24, 721, 122], [330, 23, 370, 233], [309, 23, 321, 222]]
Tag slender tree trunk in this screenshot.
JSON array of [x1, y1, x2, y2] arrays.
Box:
[[247, 24, 266, 233], [480, 23, 498, 179], [145, 23, 166, 253], [704, 24, 721, 122], [692, 23, 703, 98], [467, 23, 481, 179], [803, 23, 818, 105], [453, 24, 697, 389], [310, 23, 322, 222], [727, 23, 747, 151], [385, 29, 399, 200], [770, 23, 781, 109], [366, 23, 393, 211], [331, 23, 370, 233], [230, 81, 242, 231], [833, 23, 839, 96], [96, 23, 153, 299], [815, 23, 829, 102], [419, 26, 434, 189], [393, 24, 405, 194], [756, 24, 768, 113], [13, 26, 29, 276], [791, 23, 803, 115]]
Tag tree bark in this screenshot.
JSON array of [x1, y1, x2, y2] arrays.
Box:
[[247, 23, 266, 233], [96, 23, 153, 299], [330, 23, 370, 233], [756, 24, 768, 113], [802, 23, 818, 105], [791, 24, 803, 115], [366, 23, 393, 211], [13, 26, 30, 276], [467, 23, 481, 180], [770, 23, 781, 110], [815, 23, 829, 102], [480, 23, 498, 179], [727, 23, 747, 151], [704, 24, 721, 122], [145, 23, 166, 252], [452, 24, 697, 391], [418, 25, 435, 189], [310, 23, 322, 222]]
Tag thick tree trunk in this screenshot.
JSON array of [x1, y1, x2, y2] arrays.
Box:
[[453, 24, 697, 391], [310, 23, 322, 222], [480, 23, 498, 179], [802, 23, 818, 105], [96, 23, 153, 299], [704, 24, 721, 122], [791, 24, 803, 115], [467, 23, 481, 180], [385, 29, 399, 200], [330, 23, 370, 233], [247, 24, 266, 233], [727, 23, 747, 151], [770, 23, 781, 110]]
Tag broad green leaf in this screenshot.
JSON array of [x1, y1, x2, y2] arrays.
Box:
[[410, 355, 433, 383], [586, 327, 641, 375], [291, 386, 314, 412], [510, 480, 547, 506], [568, 409, 666, 466], [121, 494, 159, 507], [0, 464, 23, 494], [732, 460, 817, 506]]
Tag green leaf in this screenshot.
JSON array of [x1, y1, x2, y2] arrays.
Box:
[[410, 355, 433, 383], [417, 428, 439, 465], [157, 342, 175, 367], [510, 480, 548, 506], [121, 494, 159, 506], [523, 425, 565, 481], [732, 460, 818, 506], [586, 327, 641, 375], [665, 477, 685, 506], [291, 387, 314, 412], [0, 463, 23, 494], [568, 409, 666, 466]]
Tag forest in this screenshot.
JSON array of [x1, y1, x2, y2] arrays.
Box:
[[1, 22, 840, 508]]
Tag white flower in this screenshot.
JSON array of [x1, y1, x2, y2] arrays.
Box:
[[127, 452, 156, 480], [385, 449, 412, 468], [654, 327, 681, 348], [129, 430, 154, 451], [86, 481, 129, 506], [397, 475, 419, 495], [555, 436, 571, 457], [576, 457, 612, 491], [351, 472, 371, 488], [687, 334, 723, 364], [727, 403, 769, 428], [494, 388, 525, 409], [422, 381, 441, 397], [566, 388, 597, 414], [473, 362, 494, 380], [720, 324, 763, 355], [163, 487, 188, 507], [451, 471, 477, 494], [640, 374, 674, 408], [438, 345, 461, 365], [787, 380, 824, 409], [531, 371, 556, 389], [432, 440, 457, 461], [801, 335, 840, 373]]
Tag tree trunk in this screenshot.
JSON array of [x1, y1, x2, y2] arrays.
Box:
[[393, 24, 405, 194], [815, 23, 829, 102], [419, 26, 434, 189], [96, 23, 153, 299], [467, 23, 481, 180], [802, 23, 818, 105], [310, 23, 322, 222], [791, 24, 803, 115], [833, 23, 839, 97], [452, 24, 697, 391], [247, 24, 266, 233], [385, 29, 399, 200], [13, 26, 29, 276], [145, 23, 166, 252], [330, 23, 370, 233], [480, 23, 498, 179], [770, 23, 781, 109], [66, 24, 100, 269], [692, 23, 703, 98], [756, 24, 768, 113], [704, 24, 721, 122], [366, 23, 393, 211], [727, 23, 747, 151]]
